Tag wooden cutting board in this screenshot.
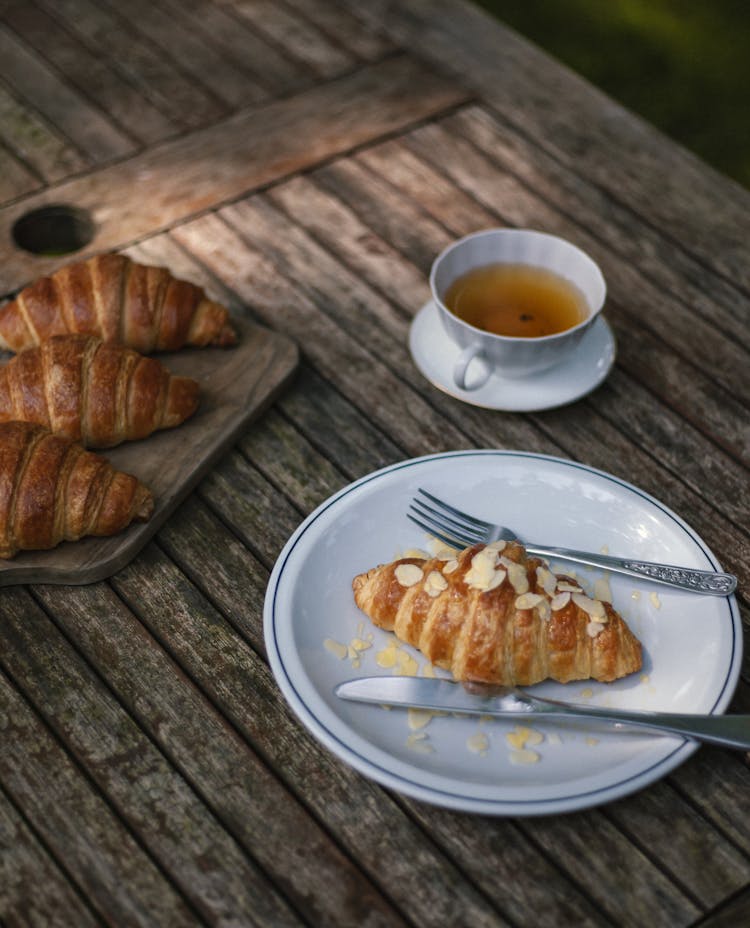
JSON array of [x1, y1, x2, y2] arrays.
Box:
[[0, 315, 298, 586]]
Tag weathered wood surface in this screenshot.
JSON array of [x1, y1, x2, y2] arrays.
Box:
[[1, 1, 749, 926]]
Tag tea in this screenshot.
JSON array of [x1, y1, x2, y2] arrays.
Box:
[[444, 263, 588, 338]]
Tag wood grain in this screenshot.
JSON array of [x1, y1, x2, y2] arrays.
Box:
[[0, 315, 298, 585], [0, 0, 178, 146], [0, 787, 100, 927], [0, 55, 468, 293], [32, 570, 402, 928], [34, 0, 224, 130], [0, 585, 303, 927], [0, 653, 197, 926], [0, 22, 134, 163]]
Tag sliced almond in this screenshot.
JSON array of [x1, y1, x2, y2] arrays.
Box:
[[465, 548, 499, 589], [427, 536, 460, 559], [515, 592, 544, 610], [403, 547, 430, 560], [485, 539, 507, 553], [424, 570, 448, 597], [536, 566, 557, 596], [557, 582, 583, 593], [572, 593, 608, 621], [550, 591, 571, 611], [484, 568, 507, 592], [395, 563, 424, 587], [506, 561, 529, 594], [442, 558, 459, 575], [586, 621, 605, 638]]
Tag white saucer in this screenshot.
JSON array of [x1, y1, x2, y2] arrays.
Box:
[[409, 301, 616, 412]]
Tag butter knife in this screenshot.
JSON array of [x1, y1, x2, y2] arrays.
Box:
[[335, 676, 750, 751]]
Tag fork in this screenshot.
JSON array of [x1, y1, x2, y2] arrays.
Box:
[[408, 488, 737, 595]]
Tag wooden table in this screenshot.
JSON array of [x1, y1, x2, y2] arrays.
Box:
[[1, 2, 748, 925]]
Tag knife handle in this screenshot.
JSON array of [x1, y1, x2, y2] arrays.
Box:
[[528, 698, 750, 751]]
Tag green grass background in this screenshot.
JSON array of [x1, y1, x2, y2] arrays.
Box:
[[477, 0, 750, 188]]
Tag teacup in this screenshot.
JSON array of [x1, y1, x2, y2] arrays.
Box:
[[429, 229, 606, 387]]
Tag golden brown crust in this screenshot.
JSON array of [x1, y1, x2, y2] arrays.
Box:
[[0, 421, 153, 558], [352, 542, 642, 685], [0, 254, 237, 353], [0, 335, 199, 448]]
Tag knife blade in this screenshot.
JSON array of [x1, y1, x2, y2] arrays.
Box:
[[334, 676, 750, 750], [335, 675, 527, 716]]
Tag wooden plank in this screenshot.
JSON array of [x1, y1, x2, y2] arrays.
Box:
[[0, 655, 198, 927], [605, 779, 750, 909], [518, 810, 698, 927], [669, 747, 750, 856], [0, 586, 302, 928], [0, 144, 39, 204], [170, 211, 474, 458], [213, 195, 551, 457], [277, 364, 404, 479], [109, 527, 514, 928], [0, 787, 99, 928], [0, 83, 88, 182], [0, 55, 469, 293], [271, 173, 431, 311], [281, 0, 396, 61], [32, 570, 404, 928], [34, 0, 224, 130], [399, 807, 611, 928], [341, 0, 750, 292], [698, 888, 750, 928], [0, 0, 177, 146], [156, 0, 310, 95], [97, 0, 269, 109], [225, 0, 356, 77], [356, 137, 498, 235], [0, 22, 134, 162]]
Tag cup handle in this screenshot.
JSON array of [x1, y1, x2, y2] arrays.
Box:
[[453, 343, 491, 391]]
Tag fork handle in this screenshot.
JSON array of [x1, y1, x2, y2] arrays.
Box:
[[525, 544, 736, 595]]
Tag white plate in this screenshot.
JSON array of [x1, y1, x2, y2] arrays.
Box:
[[264, 451, 741, 816], [409, 300, 616, 411]]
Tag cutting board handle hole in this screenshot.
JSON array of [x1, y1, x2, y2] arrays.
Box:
[[12, 205, 96, 256]]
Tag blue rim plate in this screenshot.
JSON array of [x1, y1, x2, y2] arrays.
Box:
[[263, 451, 741, 815]]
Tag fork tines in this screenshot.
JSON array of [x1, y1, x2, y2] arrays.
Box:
[[407, 488, 488, 549]]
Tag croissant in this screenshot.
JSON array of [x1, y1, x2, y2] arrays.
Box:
[[0, 253, 237, 353], [0, 422, 154, 558], [0, 335, 200, 448], [353, 540, 642, 686]]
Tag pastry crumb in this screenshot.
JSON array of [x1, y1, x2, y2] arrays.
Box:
[[323, 638, 348, 660], [467, 731, 489, 755]]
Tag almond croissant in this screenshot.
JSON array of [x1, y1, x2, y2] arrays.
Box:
[[0, 335, 200, 448], [353, 540, 642, 686], [0, 253, 237, 353], [0, 422, 154, 558]]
